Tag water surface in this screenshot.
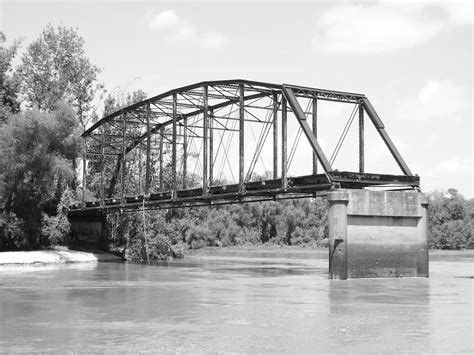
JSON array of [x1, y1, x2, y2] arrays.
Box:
[[0, 250, 472, 353]]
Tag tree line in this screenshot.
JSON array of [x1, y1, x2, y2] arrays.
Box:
[[0, 26, 472, 256]]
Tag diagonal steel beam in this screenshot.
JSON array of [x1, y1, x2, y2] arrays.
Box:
[[281, 86, 333, 180]]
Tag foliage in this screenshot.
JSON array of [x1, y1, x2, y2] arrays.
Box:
[[40, 188, 76, 246], [0, 104, 80, 248], [109, 197, 329, 258], [108, 209, 175, 262], [186, 224, 217, 249], [110, 188, 474, 261], [428, 189, 473, 249], [0, 212, 27, 250], [17, 25, 102, 128], [102, 89, 148, 117], [0, 32, 21, 121]]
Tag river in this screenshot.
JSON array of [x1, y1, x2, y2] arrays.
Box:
[[0, 249, 472, 353]]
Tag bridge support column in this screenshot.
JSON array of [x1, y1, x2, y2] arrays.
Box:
[[327, 189, 429, 279], [68, 212, 109, 251]]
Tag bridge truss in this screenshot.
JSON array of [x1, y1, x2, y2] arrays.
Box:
[[71, 79, 419, 213]]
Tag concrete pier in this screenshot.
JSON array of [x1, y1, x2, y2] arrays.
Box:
[[328, 189, 429, 279], [68, 212, 109, 251]]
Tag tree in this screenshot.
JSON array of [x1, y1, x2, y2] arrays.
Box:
[[17, 25, 102, 129], [0, 32, 21, 121], [0, 104, 80, 248], [41, 187, 77, 246], [428, 189, 472, 249]]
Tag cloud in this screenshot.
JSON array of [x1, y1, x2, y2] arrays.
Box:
[[147, 9, 227, 49], [312, 1, 471, 54], [148, 9, 182, 29], [396, 80, 470, 122]]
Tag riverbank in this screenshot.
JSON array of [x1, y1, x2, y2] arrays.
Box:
[[185, 244, 474, 259], [0, 249, 123, 265], [1, 245, 471, 265]]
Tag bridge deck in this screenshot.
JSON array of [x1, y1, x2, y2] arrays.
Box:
[[70, 171, 419, 214]]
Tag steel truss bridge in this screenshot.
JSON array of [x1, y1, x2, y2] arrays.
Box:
[[70, 79, 419, 213]]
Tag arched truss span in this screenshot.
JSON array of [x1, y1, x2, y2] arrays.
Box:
[[74, 79, 419, 213]]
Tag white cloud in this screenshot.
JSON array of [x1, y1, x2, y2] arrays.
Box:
[[148, 9, 182, 30], [396, 80, 470, 122], [147, 9, 227, 49], [312, 1, 471, 54]]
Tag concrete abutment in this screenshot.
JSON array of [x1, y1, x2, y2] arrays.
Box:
[[68, 212, 109, 251], [328, 189, 429, 279]]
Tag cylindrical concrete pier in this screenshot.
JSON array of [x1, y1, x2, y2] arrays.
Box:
[[417, 194, 430, 277]]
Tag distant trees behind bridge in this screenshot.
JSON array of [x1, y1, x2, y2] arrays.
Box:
[[0, 26, 472, 253]]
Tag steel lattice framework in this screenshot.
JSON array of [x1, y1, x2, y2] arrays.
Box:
[[71, 79, 419, 213]]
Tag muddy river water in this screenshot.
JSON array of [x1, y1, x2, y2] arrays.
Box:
[[0, 249, 472, 353]]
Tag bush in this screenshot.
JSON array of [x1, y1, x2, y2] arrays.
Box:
[[186, 225, 216, 249], [125, 235, 147, 262], [148, 234, 173, 260], [41, 213, 70, 246], [0, 212, 27, 250], [40, 187, 75, 246]]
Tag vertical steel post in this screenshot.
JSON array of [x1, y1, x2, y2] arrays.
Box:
[[145, 103, 151, 195], [239, 83, 245, 193], [209, 108, 214, 186], [312, 98, 318, 175], [183, 117, 188, 189], [203, 86, 209, 195], [138, 142, 142, 195], [82, 137, 87, 206], [281, 97, 288, 188], [100, 130, 105, 206], [172, 93, 177, 196], [359, 104, 364, 173], [273, 93, 278, 179], [121, 113, 126, 204], [159, 127, 164, 191]]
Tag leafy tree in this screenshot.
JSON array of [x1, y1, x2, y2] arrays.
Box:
[[102, 89, 148, 117], [17, 25, 102, 129], [41, 187, 77, 246], [0, 32, 21, 121], [0, 104, 80, 248], [428, 189, 472, 249], [0, 212, 26, 250]]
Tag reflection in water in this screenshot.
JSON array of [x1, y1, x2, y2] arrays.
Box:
[[0, 252, 472, 353], [329, 279, 430, 353]]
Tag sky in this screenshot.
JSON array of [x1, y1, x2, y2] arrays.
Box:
[[1, 0, 473, 197]]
